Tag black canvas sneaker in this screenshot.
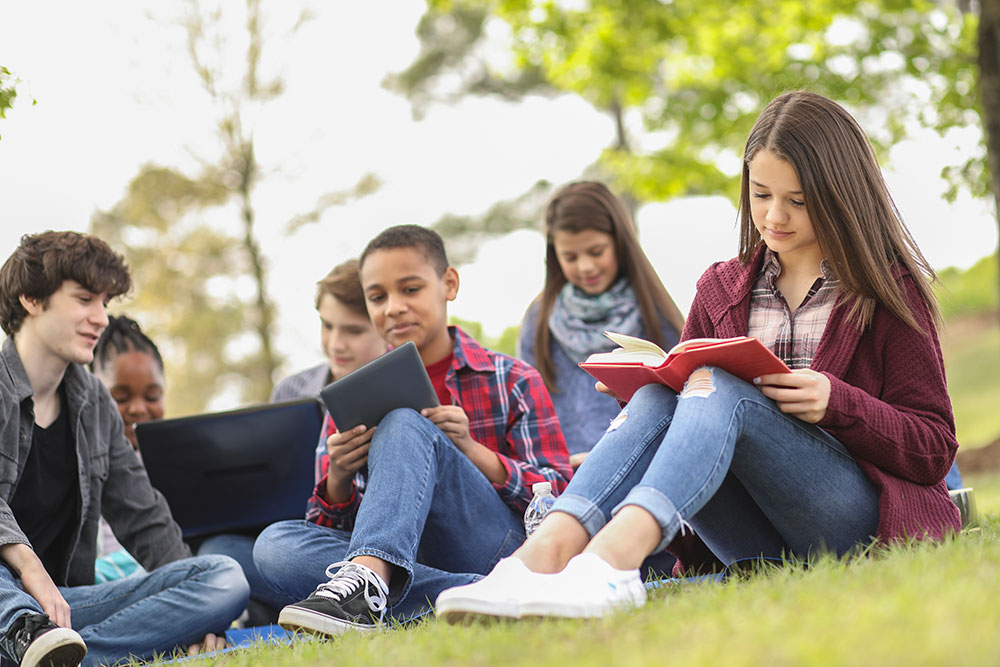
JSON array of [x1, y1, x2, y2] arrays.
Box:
[[278, 560, 389, 637], [0, 613, 86, 667]]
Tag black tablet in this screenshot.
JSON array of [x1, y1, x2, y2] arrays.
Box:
[[319, 341, 440, 431]]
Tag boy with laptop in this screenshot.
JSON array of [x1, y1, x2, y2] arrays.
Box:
[[253, 225, 572, 636], [0, 231, 248, 667]]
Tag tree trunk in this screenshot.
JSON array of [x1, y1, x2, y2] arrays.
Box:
[[609, 97, 640, 222], [977, 0, 1000, 322], [237, 139, 278, 399]]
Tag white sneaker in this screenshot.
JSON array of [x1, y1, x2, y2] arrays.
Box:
[[520, 553, 647, 619], [435, 557, 547, 623]]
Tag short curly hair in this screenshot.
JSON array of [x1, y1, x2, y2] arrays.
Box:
[[0, 231, 132, 335], [359, 225, 449, 276]]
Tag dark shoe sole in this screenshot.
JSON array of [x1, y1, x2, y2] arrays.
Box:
[[435, 595, 520, 625], [20, 628, 87, 667], [278, 605, 378, 637]]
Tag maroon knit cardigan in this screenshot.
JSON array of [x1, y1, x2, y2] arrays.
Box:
[[670, 247, 960, 569]]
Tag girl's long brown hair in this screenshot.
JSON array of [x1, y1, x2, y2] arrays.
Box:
[[738, 91, 940, 331], [533, 181, 685, 392]]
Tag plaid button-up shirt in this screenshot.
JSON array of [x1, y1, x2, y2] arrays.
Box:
[[306, 326, 572, 531], [747, 250, 840, 369]]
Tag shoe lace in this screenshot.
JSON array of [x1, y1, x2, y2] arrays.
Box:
[[314, 561, 388, 614]]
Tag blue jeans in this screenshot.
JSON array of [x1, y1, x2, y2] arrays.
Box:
[[944, 461, 963, 490], [554, 369, 880, 565], [254, 408, 526, 619], [197, 533, 287, 611], [0, 555, 248, 666]]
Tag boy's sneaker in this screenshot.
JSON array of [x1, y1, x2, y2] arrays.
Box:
[[278, 561, 389, 637], [519, 552, 647, 619], [435, 556, 545, 624], [0, 613, 86, 667]]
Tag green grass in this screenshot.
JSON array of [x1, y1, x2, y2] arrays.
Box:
[[168, 473, 1000, 667], [940, 313, 1000, 448], [936, 254, 998, 321]]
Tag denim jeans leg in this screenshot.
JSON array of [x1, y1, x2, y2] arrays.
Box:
[[618, 368, 879, 557], [59, 555, 248, 666], [344, 408, 525, 607], [0, 565, 44, 661], [549, 384, 677, 538], [252, 519, 480, 622], [253, 520, 354, 606], [197, 532, 287, 611]]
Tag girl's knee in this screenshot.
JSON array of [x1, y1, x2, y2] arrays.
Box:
[[630, 383, 677, 409], [679, 367, 748, 401]]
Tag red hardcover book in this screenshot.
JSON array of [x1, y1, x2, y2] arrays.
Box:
[[579, 332, 791, 402]]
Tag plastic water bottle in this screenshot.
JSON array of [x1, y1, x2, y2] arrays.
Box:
[[524, 481, 556, 536]]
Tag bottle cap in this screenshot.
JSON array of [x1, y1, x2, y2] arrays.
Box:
[[531, 481, 552, 495]]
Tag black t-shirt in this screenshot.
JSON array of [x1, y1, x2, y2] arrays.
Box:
[[9, 386, 81, 582]]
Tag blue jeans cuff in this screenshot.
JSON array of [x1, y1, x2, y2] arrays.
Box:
[[344, 547, 413, 607], [616, 484, 683, 553], [551, 493, 610, 539]]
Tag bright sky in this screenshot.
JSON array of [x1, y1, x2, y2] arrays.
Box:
[[2, 2, 997, 390]]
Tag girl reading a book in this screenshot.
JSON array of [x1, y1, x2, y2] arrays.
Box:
[[518, 180, 685, 467], [436, 90, 960, 621]]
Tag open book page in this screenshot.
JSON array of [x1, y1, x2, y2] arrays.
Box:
[[583, 331, 667, 367], [666, 337, 753, 356]]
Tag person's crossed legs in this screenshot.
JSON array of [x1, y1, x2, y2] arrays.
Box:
[[437, 370, 879, 621], [256, 408, 524, 636]]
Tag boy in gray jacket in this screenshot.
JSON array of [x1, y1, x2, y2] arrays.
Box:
[[0, 231, 248, 667]]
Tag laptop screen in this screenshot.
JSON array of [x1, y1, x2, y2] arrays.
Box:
[[135, 398, 324, 538]]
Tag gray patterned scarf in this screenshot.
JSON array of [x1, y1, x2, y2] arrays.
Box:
[[548, 277, 643, 363]]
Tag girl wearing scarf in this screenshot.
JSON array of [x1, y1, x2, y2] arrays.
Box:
[[518, 181, 686, 468]]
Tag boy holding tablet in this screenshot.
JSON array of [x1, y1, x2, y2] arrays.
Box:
[[254, 225, 571, 635]]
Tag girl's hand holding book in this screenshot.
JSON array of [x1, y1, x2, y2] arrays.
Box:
[[754, 369, 831, 424], [594, 380, 622, 402]]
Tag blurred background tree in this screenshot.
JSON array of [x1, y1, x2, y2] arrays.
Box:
[[91, 0, 379, 414], [388, 0, 992, 300], [0, 67, 18, 139]]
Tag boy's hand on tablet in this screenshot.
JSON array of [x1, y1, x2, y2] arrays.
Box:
[[325, 425, 374, 503], [421, 406, 475, 452], [754, 369, 831, 424]]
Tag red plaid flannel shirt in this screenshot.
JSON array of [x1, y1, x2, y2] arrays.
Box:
[[306, 326, 572, 531]]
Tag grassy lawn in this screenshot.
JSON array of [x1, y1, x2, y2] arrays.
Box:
[[939, 312, 1000, 448], [167, 472, 1000, 667]]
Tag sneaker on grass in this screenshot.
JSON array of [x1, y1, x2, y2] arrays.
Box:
[[519, 552, 647, 619], [0, 613, 86, 667], [278, 561, 389, 637], [435, 556, 546, 624]]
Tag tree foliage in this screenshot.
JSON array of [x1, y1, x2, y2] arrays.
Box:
[[0, 66, 17, 139], [92, 0, 379, 412], [91, 166, 248, 415], [389, 0, 982, 237]]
